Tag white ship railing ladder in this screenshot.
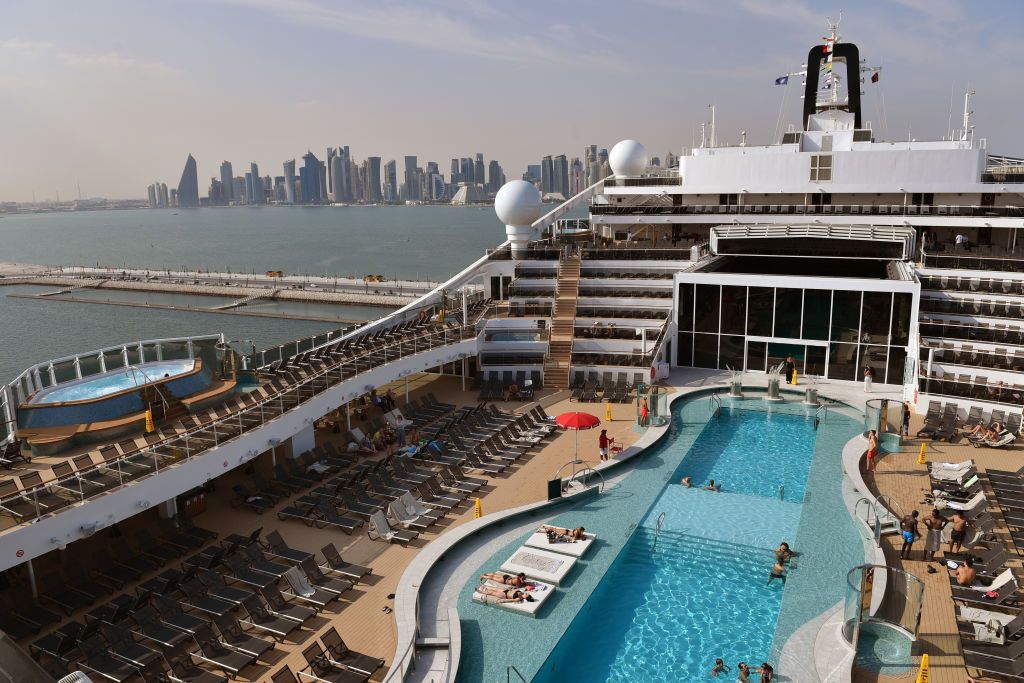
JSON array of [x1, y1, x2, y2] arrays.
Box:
[[652, 511, 667, 551], [710, 392, 722, 420]]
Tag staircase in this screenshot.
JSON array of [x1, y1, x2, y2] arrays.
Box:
[[543, 254, 581, 389], [140, 385, 189, 426]]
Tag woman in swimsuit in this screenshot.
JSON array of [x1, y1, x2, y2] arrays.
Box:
[[755, 663, 774, 682], [479, 572, 528, 587], [475, 585, 533, 603], [539, 525, 586, 541]]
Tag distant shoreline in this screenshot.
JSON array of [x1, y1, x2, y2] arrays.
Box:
[[0, 200, 510, 216]]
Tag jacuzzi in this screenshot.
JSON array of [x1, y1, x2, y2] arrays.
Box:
[[29, 359, 198, 405]]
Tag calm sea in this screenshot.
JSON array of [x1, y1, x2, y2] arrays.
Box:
[[0, 205, 519, 382]]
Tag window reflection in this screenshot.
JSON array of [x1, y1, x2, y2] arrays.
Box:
[[860, 344, 888, 383], [861, 292, 892, 344], [678, 283, 694, 332], [891, 293, 912, 346], [831, 291, 862, 342], [802, 289, 831, 340], [693, 333, 718, 368], [746, 341, 766, 372], [828, 342, 859, 380], [747, 287, 773, 336], [719, 335, 745, 370], [694, 284, 720, 333], [774, 288, 802, 338], [720, 285, 747, 335]]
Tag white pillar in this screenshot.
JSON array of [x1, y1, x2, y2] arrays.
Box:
[[462, 357, 467, 392], [291, 424, 316, 457]]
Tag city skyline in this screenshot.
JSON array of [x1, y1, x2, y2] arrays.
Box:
[[2, 1, 1023, 201]]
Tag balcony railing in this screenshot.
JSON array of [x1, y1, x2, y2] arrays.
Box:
[[590, 203, 1024, 218], [920, 276, 1024, 296], [919, 297, 1024, 321], [603, 176, 682, 187], [921, 251, 1024, 273], [0, 324, 478, 531], [918, 374, 1024, 404], [922, 347, 1024, 373], [919, 319, 1024, 346]]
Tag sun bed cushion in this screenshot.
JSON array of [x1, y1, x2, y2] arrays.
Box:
[[500, 547, 577, 585], [524, 531, 597, 558], [471, 579, 554, 617]]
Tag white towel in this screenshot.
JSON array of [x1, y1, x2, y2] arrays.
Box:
[[284, 567, 316, 598]]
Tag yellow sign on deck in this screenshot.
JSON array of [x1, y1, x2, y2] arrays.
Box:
[[474, 498, 482, 519], [915, 653, 928, 683], [918, 443, 927, 465], [145, 409, 155, 433], [605, 401, 612, 422], [792, 369, 798, 385]]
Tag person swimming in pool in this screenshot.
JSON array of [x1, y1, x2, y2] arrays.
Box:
[[681, 476, 693, 487], [704, 479, 721, 492], [737, 662, 753, 682], [767, 560, 786, 585], [773, 542, 798, 564], [479, 572, 530, 587], [539, 524, 586, 541], [474, 585, 535, 603], [710, 658, 730, 677], [755, 662, 774, 682]]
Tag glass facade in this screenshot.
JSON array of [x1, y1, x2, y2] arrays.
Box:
[[677, 283, 913, 384]]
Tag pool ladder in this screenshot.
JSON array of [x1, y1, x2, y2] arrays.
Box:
[[710, 393, 722, 420], [506, 665, 528, 682], [652, 511, 667, 551]]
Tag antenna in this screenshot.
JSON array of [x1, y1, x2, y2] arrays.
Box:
[[961, 89, 976, 141], [708, 104, 716, 148]]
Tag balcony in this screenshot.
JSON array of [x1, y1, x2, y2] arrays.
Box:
[[589, 202, 1024, 218], [603, 176, 682, 187]]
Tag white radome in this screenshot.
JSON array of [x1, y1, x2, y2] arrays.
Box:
[[609, 140, 648, 177], [494, 180, 542, 226]]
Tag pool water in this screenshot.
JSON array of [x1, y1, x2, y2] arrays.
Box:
[[30, 359, 196, 403], [456, 394, 864, 683], [854, 622, 914, 676]]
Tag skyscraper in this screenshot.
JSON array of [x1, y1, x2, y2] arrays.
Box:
[[365, 157, 382, 202], [146, 184, 157, 208], [403, 156, 419, 201], [383, 160, 397, 202], [569, 157, 584, 195], [219, 161, 234, 203], [318, 161, 328, 203], [326, 148, 337, 198], [553, 155, 569, 197], [475, 154, 485, 187], [540, 156, 554, 194], [248, 162, 262, 204], [460, 158, 473, 184], [329, 153, 344, 202], [283, 159, 296, 205], [176, 154, 200, 208], [487, 160, 505, 195], [243, 172, 254, 204], [339, 146, 351, 202], [450, 159, 460, 185], [301, 151, 323, 204], [159, 183, 169, 207]]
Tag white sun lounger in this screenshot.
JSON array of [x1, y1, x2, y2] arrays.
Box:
[[525, 530, 597, 558], [500, 547, 577, 585], [930, 460, 974, 475], [472, 579, 554, 617], [939, 490, 986, 513]]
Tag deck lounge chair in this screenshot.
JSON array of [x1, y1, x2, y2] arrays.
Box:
[[238, 595, 298, 641], [192, 624, 256, 677], [387, 498, 437, 531], [320, 626, 384, 677], [300, 642, 369, 683], [259, 585, 317, 625], [952, 568, 1019, 607], [311, 501, 362, 533], [319, 543, 372, 583], [368, 511, 418, 544], [79, 634, 141, 682], [262, 530, 314, 564], [212, 613, 275, 661]]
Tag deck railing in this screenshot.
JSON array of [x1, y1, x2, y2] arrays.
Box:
[[590, 202, 1024, 218]]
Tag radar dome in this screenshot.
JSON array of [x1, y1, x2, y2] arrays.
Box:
[[609, 140, 648, 177], [494, 180, 542, 226]]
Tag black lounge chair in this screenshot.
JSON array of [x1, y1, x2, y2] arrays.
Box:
[[197, 568, 255, 605], [311, 500, 362, 533], [320, 626, 384, 677], [230, 484, 272, 514], [239, 595, 298, 641], [319, 543, 371, 583], [221, 556, 277, 591], [79, 634, 141, 682], [238, 544, 292, 578], [100, 622, 162, 668], [262, 529, 314, 564], [300, 642, 368, 683], [192, 624, 256, 677], [151, 594, 208, 636], [140, 645, 227, 683], [181, 578, 236, 618], [212, 613, 274, 660], [132, 604, 191, 649], [298, 558, 353, 595], [276, 498, 318, 526], [258, 584, 316, 625]]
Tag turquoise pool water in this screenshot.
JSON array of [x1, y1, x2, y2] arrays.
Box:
[[30, 359, 196, 403], [854, 622, 914, 676], [456, 393, 865, 682]]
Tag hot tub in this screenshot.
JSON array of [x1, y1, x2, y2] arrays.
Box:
[[29, 359, 197, 405]]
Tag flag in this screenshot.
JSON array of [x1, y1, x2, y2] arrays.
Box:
[[871, 71, 880, 83], [775, 75, 789, 85]]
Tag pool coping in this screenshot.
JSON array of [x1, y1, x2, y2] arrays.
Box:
[[386, 379, 874, 682]]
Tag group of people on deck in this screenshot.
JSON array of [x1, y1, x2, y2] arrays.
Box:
[[898, 508, 976, 584]]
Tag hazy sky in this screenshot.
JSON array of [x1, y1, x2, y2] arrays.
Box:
[[2, 0, 1021, 201]]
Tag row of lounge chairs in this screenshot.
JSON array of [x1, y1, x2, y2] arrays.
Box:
[[925, 459, 1024, 680], [570, 372, 643, 403], [921, 275, 1024, 296], [575, 306, 669, 321], [921, 296, 1024, 320], [476, 371, 541, 401], [919, 318, 1024, 347], [929, 346, 1024, 373], [577, 287, 673, 298]]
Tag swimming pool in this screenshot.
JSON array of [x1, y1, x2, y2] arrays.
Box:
[[457, 393, 864, 682], [29, 359, 196, 404]]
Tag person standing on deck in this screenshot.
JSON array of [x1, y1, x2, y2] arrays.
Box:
[[900, 510, 920, 560], [901, 402, 911, 436], [923, 509, 947, 561], [784, 355, 795, 385], [863, 366, 874, 393], [598, 429, 610, 461]]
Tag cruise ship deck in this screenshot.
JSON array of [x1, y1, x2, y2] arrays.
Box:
[[2, 24, 1024, 683]]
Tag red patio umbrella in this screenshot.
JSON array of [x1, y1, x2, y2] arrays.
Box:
[[555, 411, 602, 464]]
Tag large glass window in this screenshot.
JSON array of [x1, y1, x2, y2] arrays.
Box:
[[774, 288, 803, 338], [831, 291, 862, 342], [677, 332, 693, 366], [694, 284, 720, 333], [720, 285, 747, 335], [861, 292, 892, 345], [887, 347, 908, 386], [828, 342, 859, 380], [719, 335, 745, 370], [746, 341, 766, 372], [806, 346, 827, 376], [891, 293, 912, 346], [747, 287, 774, 336], [768, 342, 803, 374], [693, 333, 718, 368], [802, 289, 831, 340], [678, 283, 694, 332], [860, 345, 888, 383]]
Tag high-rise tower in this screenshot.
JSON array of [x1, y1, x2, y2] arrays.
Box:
[[176, 154, 200, 208]]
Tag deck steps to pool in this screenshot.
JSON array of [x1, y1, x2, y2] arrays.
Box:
[[543, 254, 581, 389]]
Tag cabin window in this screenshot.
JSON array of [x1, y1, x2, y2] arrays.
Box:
[[820, 135, 833, 151], [809, 154, 833, 182]]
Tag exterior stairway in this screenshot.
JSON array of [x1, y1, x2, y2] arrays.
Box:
[[140, 385, 189, 426], [543, 254, 581, 389]]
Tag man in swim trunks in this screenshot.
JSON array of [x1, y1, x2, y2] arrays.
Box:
[[923, 509, 947, 561], [865, 430, 879, 472], [952, 557, 977, 587], [900, 510, 920, 560], [949, 510, 973, 554], [774, 542, 797, 564], [539, 524, 585, 542], [681, 476, 693, 488], [709, 658, 729, 677], [737, 662, 753, 682]]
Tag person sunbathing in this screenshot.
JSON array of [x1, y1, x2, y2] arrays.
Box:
[[966, 421, 1002, 440], [540, 524, 586, 542], [479, 572, 531, 588], [475, 585, 534, 603]]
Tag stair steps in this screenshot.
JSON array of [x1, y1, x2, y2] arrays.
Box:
[[543, 255, 581, 389]]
